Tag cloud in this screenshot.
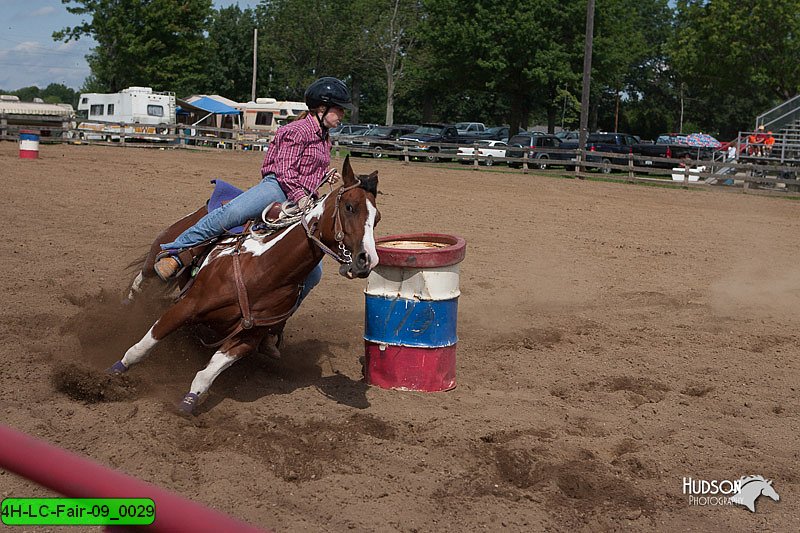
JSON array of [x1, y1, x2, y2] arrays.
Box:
[[29, 7, 56, 17], [0, 38, 91, 90]]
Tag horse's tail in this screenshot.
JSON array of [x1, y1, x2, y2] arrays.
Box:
[[127, 251, 149, 272]]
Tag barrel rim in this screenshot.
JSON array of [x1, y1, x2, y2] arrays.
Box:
[[374, 232, 466, 268]]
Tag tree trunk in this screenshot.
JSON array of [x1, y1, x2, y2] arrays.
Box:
[[422, 94, 434, 122], [547, 106, 557, 134], [509, 93, 524, 136], [385, 73, 395, 126], [350, 76, 361, 124]]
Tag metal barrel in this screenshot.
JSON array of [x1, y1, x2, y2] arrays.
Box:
[[19, 130, 40, 159], [364, 233, 466, 392]]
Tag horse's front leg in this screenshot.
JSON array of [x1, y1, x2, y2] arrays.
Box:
[[180, 335, 259, 414]]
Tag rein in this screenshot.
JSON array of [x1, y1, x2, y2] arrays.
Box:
[[201, 180, 362, 348], [301, 181, 362, 265]]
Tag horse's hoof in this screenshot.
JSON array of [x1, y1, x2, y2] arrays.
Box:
[[107, 361, 128, 376], [179, 393, 199, 414]]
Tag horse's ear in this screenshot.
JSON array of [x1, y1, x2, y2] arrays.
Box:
[[360, 170, 378, 197], [342, 155, 357, 187]]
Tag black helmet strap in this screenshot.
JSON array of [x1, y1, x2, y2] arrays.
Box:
[[315, 105, 333, 139]]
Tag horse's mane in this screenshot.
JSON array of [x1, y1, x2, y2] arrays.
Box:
[[739, 475, 769, 485]]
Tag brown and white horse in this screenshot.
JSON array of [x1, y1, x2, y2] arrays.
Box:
[[109, 157, 379, 414]]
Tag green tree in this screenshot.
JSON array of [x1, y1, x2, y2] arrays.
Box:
[[669, 0, 800, 137], [206, 5, 258, 101], [417, 0, 585, 133], [54, 0, 214, 96], [41, 83, 80, 106], [256, 0, 383, 122]]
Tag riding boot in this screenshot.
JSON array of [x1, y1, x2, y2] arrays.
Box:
[[154, 255, 183, 281]]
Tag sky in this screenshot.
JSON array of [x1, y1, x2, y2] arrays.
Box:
[[0, 0, 257, 92]]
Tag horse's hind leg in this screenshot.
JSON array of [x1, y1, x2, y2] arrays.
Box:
[[125, 271, 146, 303], [107, 300, 194, 374]]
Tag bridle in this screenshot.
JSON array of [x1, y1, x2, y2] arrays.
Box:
[[301, 180, 363, 265]]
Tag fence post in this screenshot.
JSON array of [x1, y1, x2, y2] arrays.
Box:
[[523, 150, 529, 174], [575, 151, 582, 178], [403, 143, 409, 165], [473, 142, 480, 170], [0, 114, 6, 140], [120, 129, 126, 147], [683, 164, 690, 187], [335, 140, 340, 159], [628, 152, 634, 180]]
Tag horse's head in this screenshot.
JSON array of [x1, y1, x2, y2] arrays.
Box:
[[314, 156, 380, 279], [761, 479, 780, 502]]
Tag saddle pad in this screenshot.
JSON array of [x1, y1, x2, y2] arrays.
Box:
[[208, 179, 246, 234]]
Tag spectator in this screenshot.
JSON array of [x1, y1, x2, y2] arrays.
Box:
[[764, 130, 775, 156], [746, 131, 759, 156], [754, 125, 767, 157]]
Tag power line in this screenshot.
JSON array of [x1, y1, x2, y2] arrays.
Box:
[[0, 37, 92, 57], [0, 61, 88, 71]]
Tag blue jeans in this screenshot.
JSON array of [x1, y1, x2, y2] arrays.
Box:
[[161, 174, 322, 302]]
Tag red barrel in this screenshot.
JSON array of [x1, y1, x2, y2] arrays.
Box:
[[364, 233, 466, 391]]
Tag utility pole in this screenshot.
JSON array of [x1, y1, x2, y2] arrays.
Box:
[[251, 28, 258, 102], [578, 0, 596, 163]]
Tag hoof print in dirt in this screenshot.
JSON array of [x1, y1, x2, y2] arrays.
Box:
[[52, 362, 137, 403]]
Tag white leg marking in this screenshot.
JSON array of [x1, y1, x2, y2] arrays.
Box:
[[121, 326, 159, 367], [363, 200, 379, 269], [189, 350, 238, 397], [127, 271, 144, 300]]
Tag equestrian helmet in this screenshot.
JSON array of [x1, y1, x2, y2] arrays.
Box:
[[305, 77, 353, 110]]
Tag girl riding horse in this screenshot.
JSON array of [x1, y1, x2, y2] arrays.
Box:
[[154, 77, 354, 357]]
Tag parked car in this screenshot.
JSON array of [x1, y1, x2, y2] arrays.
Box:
[[559, 132, 640, 173], [482, 126, 516, 142], [556, 131, 578, 141], [396, 123, 461, 162], [330, 124, 373, 146], [455, 122, 486, 134], [506, 133, 571, 169], [633, 133, 715, 168], [457, 140, 507, 166], [348, 124, 418, 158]]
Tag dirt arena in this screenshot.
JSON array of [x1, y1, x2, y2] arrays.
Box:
[[1, 142, 799, 531]]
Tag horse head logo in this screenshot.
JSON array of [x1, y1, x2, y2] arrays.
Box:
[[730, 475, 780, 513]]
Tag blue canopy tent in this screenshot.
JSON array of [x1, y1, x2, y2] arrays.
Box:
[[176, 96, 241, 128]]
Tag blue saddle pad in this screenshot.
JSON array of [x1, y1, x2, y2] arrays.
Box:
[[208, 179, 246, 234]]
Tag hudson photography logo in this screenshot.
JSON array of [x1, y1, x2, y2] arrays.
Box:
[[683, 475, 780, 512]]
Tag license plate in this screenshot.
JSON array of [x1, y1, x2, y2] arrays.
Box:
[[645, 160, 653, 165]]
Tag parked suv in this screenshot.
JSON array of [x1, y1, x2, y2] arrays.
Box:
[[506, 133, 571, 169], [349, 124, 419, 158]]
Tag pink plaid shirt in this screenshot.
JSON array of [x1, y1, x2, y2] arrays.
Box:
[[260, 113, 331, 203]]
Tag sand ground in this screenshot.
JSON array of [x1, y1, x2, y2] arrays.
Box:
[[1, 142, 798, 532]]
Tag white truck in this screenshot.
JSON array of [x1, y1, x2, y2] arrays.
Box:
[[76, 86, 176, 141]]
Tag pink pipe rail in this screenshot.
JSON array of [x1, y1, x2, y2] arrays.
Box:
[[0, 424, 269, 532]]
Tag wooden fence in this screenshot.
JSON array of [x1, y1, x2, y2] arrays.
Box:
[[3, 123, 800, 194]]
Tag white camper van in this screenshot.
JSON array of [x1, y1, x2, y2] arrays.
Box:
[[237, 98, 307, 140], [76, 86, 175, 140]]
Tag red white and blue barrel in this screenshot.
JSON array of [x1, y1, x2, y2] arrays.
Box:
[[19, 130, 40, 159], [364, 233, 466, 392]]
